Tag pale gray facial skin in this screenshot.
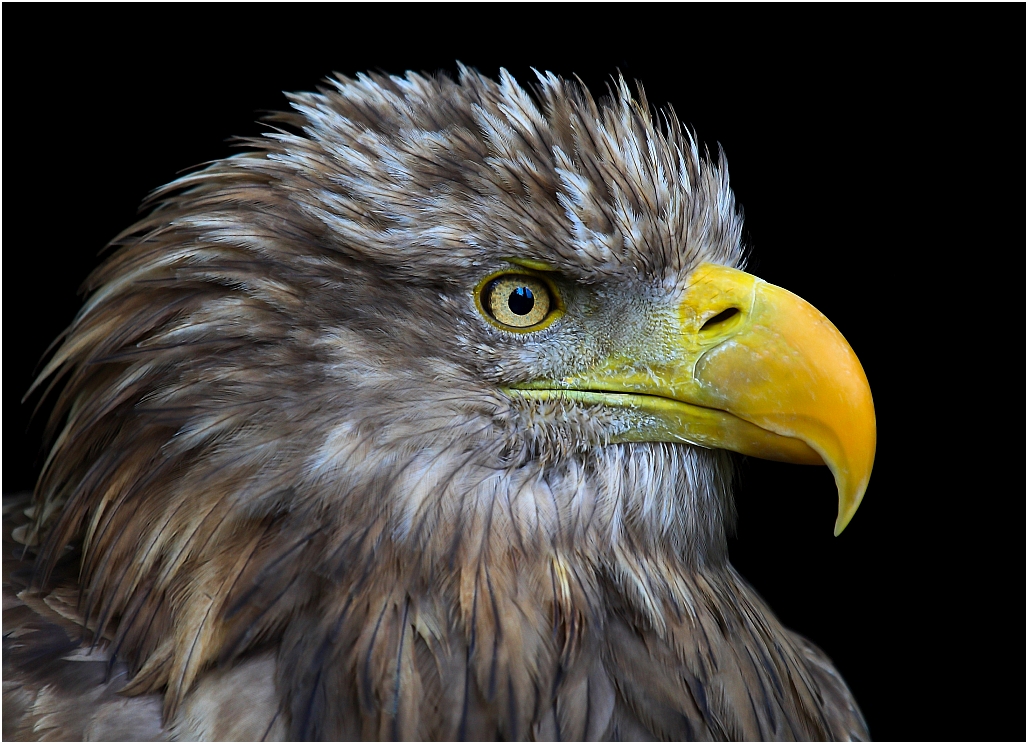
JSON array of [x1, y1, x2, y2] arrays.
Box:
[[6, 67, 870, 742]]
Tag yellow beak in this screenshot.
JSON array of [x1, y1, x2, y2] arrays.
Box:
[[513, 263, 876, 535]]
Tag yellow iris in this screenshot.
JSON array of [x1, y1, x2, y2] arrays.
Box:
[[480, 275, 555, 329]]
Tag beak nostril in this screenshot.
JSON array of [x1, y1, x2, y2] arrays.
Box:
[[700, 307, 740, 332]]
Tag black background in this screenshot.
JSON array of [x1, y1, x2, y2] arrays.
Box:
[[4, 7, 1022, 741]]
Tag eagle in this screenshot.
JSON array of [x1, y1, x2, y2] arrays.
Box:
[[3, 67, 875, 741]]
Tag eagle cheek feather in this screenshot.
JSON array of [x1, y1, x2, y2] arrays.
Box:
[[4, 67, 873, 741]]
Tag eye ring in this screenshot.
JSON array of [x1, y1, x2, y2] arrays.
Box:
[[474, 272, 562, 332]]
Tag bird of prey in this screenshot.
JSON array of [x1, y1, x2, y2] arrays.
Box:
[[3, 67, 875, 741]]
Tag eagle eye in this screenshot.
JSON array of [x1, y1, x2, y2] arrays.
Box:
[[480, 274, 554, 330]]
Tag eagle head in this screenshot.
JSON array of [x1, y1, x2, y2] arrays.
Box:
[[19, 67, 874, 740]]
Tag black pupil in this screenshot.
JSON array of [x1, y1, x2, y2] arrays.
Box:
[[507, 286, 535, 315]]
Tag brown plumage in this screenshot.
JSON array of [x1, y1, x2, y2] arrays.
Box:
[[4, 67, 869, 740]]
